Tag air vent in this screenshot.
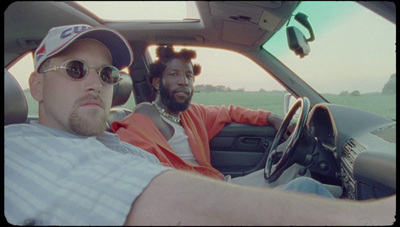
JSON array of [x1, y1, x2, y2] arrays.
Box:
[[342, 139, 366, 167]]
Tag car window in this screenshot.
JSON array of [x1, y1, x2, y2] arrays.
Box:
[[147, 45, 288, 116], [263, 1, 396, 121]]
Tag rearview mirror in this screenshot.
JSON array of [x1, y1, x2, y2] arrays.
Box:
[[287, 26, 310, 58], [286, 12, 314, 58]]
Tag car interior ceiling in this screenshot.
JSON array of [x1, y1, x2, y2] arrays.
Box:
[[4, 1, 395, 68], [4, 1, 300, 67]]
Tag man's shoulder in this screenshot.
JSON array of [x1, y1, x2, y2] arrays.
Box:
[[186, 103, 217, 115], [133, 102, 158, 116], [5, 123, 40, 137], [116, 102, 159, 127], [187, 103, 206, 111]]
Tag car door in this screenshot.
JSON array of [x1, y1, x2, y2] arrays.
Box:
[[210, 123, 276, 178]]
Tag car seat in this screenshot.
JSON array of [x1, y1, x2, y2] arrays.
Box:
[[4, 68, 133, 129], [4, 68, 28, 125], [107, 73, 134, 130]]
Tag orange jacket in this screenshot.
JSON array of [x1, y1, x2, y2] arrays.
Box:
[[111, 103, 271, 180]]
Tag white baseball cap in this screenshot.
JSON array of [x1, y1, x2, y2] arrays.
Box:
[[34, 24, 133, 72]]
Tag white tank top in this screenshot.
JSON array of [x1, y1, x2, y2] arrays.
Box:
[[160, 115, 200, 166]]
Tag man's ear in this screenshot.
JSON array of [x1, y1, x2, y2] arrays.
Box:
[[29, 71, 44, 102], [152, 77, 160, 90]]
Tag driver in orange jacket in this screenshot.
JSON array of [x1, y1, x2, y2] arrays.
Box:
[[111, 46, 333, 194], [112, 102, 271, 181]]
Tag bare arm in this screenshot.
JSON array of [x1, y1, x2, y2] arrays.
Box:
[[125, 170, 395, 225]]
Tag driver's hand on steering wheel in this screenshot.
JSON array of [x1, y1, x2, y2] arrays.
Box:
[[268, 113, 296, 140], [284, 122, 296, 140]]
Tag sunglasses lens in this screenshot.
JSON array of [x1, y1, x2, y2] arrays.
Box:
[[99, 66, 121, 85], [63, 60, 120, 84], [65, 61, 87, 79]]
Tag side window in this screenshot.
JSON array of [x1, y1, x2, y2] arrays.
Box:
[[8, 52, 38, 118], [147, 45, 288, 115]]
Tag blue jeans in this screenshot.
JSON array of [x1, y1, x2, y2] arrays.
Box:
[[277, 177, 335, 198]]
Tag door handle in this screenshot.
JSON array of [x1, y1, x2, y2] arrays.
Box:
[[236, 137, 261, 148]]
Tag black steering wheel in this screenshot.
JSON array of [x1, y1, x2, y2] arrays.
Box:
[[264, 97, 310, 183]]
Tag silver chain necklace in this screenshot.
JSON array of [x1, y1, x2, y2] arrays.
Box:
[[152, 101, 181, 123]]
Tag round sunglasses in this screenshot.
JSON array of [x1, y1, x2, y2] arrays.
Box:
[[40, 59, 122, 85]]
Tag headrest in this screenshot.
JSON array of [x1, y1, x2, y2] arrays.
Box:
[[112, 73, 133, 107], [4, 69, 28, 125]]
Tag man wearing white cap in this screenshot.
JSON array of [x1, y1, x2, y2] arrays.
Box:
[[5, 24, 169, 225], [4, 24, 395, 225], [32, 24, 134, 136]]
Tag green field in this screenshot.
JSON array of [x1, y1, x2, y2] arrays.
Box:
[[24, 91, 396, 121]]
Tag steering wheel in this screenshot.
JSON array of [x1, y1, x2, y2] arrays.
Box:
[[264, 97, 310, 183]]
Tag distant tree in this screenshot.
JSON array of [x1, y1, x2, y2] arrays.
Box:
[[259, 88, 267, 92], [340, 91, 349, 96], [350, 90, 360, 96], [382, 73, 396, 94], [194, 84, 234, 92], [215, 85, 229, 92]]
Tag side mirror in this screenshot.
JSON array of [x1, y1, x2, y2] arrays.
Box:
[[286, 12, 314, 58], [284, 93, 300, 120]]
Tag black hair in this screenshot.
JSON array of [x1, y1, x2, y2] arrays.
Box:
[[148, 45, 201, 92]]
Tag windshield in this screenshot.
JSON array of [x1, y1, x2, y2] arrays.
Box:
[[263, 1, 396, 120]]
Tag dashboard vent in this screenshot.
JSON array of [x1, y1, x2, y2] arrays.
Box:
[[342, 139, 366, 165]]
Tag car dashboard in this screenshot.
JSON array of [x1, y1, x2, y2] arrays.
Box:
[[306, 103, 396, 200]]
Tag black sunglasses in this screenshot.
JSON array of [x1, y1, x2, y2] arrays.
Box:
[[40, 59, 122, 85]]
